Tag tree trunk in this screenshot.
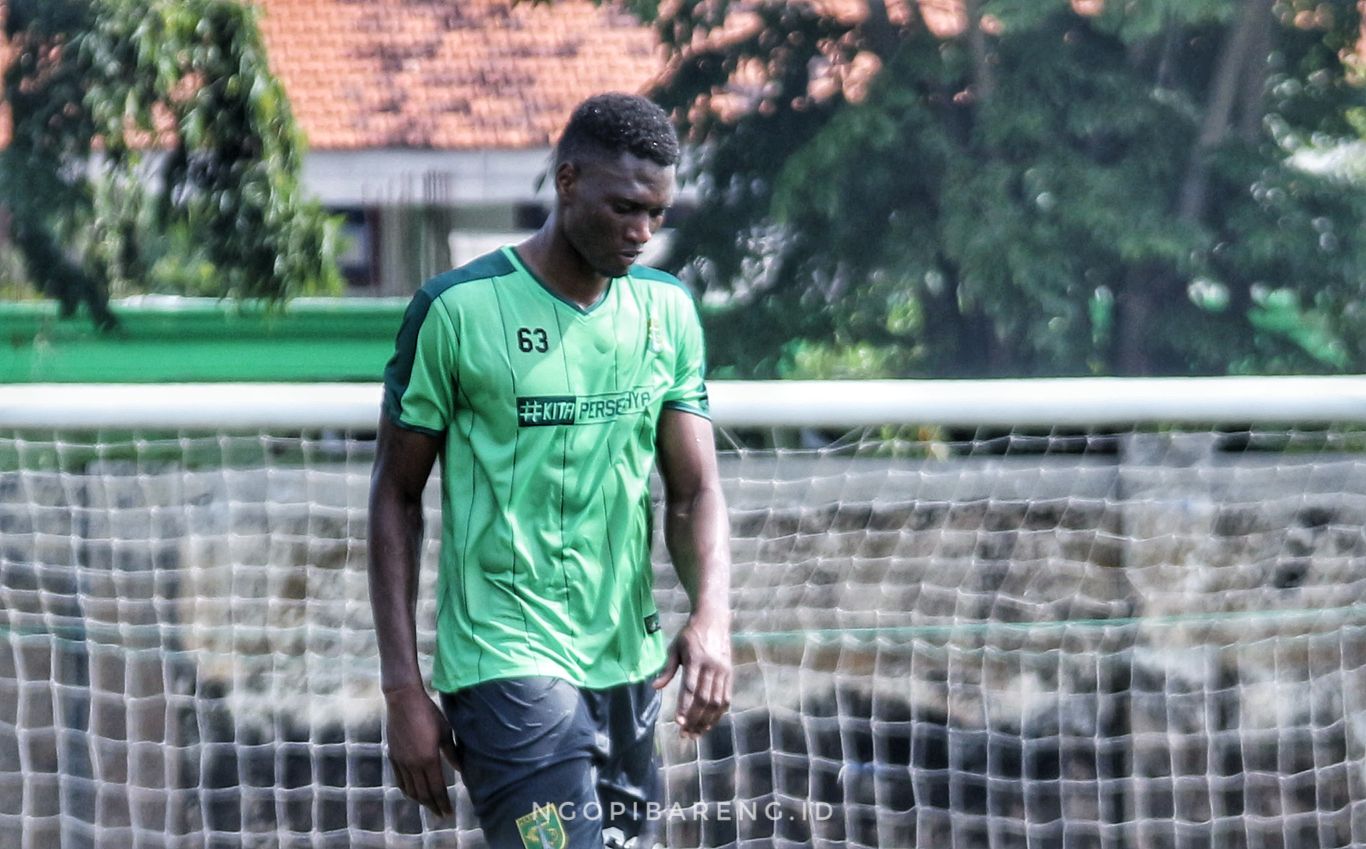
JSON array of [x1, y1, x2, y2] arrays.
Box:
[[1177, 0, 1274, 222], [925, 258, 1002, 377], [863, 0, 902, 61], [964, 0, 996, 106], [1114, 0, 1273, 375], [1236, 2, 1273, 141], [1112, 265, 1159, 376]]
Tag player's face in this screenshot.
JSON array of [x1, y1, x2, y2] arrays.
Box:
[[558, 152, 675, 279]]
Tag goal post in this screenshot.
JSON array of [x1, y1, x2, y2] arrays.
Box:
[[3, 375, 1366, 428], [2, 377, 1365, 848]]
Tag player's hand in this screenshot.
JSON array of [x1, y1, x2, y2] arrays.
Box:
[[383, 683, 461, 818], [653, 609, 732, 739]]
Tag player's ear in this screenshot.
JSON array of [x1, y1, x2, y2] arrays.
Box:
[[554, 161, 578, 203]]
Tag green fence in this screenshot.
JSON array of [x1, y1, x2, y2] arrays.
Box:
[[1, 298, 407, 383]]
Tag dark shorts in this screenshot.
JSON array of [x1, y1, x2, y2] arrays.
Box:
[[441, 676, 663, 849]]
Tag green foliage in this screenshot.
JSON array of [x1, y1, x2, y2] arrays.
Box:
[[606, 0, 1366, 377], [1, 0, 341, 329]]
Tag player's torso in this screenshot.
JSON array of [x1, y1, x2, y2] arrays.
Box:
[[430, 251, 679, 687], [442, 255, 679, 472]]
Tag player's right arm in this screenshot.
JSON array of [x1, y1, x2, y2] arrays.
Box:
[[369, 288, 461, 818], [368, 418, 459, 818]]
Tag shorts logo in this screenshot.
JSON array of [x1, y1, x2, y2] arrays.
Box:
[[516, 388, 652, 427], [517, 804, 567, 849]]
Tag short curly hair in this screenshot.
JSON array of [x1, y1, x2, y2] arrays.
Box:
[[555, 93, 680, 168]]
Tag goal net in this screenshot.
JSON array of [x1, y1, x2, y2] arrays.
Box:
[[2, 377, 1365, 849]]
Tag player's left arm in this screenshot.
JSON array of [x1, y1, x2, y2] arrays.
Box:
[[653, 407, 732, 739]]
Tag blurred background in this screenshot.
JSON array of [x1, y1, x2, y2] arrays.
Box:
[[4, 0, 1365, 383], [4, 3, 1366, 849]]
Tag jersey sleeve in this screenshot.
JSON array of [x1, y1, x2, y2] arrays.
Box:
[[661, 293, 710, 418], [382, 291, 458, 436]]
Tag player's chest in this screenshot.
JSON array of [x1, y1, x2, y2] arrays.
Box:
[[455, 298, 675, 424]]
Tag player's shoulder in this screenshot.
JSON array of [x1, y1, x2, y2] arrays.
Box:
[[627, 263, 687, 290], [627, 264, 697, 309], [417, 249, 517, 306]]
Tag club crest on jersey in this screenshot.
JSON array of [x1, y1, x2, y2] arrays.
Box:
[[646, 315, 663, 354], [517, 803, 567, 849]]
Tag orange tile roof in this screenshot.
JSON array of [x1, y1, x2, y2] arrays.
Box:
[[2, 0, 1362, 153], [253, 0, 665, 150]]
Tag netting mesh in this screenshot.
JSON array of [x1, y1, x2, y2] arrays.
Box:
[[2, 424, 1365, 848]]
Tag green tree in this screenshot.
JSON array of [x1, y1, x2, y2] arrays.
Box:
[[2, 0, 340, 329], [596, 0, 1366, 377]]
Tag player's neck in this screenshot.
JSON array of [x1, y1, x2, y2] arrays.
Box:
[[516, 227, 609, 310]]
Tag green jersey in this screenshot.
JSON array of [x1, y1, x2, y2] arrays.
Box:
[[382, 246, 709, 692]]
